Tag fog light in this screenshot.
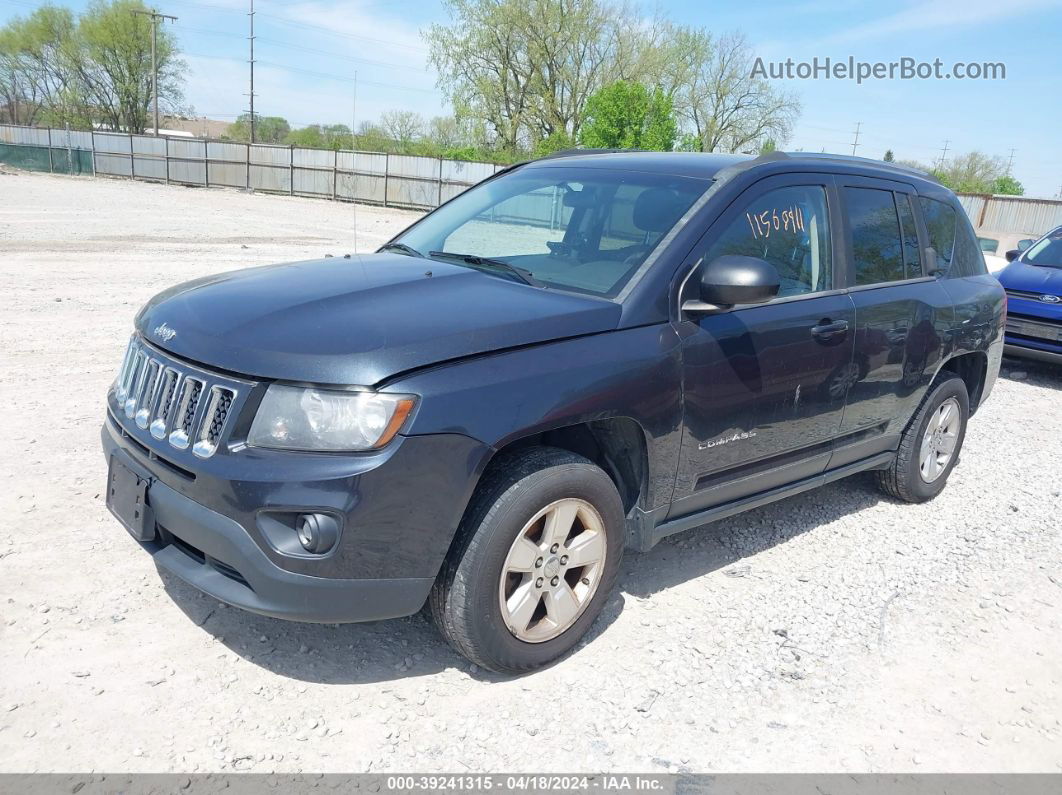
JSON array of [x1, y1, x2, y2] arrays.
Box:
[[295, 513, 339, 554]]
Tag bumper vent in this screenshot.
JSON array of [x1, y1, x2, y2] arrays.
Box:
[[112, 336, 242, 459]]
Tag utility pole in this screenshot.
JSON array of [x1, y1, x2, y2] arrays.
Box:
[[938, 139, 950, 169], [850, 122, 861, 156], [248, 0, 256, 143], [131, 8, 177, 135], [352, 70, 358, 149], [351, 70, 358, 253], [1006, 148, 1016, 175]]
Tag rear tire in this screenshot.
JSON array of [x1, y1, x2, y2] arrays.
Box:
[[430, 446, 625, 674], [876, 376, 969, 503]]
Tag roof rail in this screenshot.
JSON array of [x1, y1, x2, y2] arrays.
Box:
[[537, 147, 643, 160], [716, 150, 936, 182]]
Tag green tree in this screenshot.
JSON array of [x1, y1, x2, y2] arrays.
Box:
[[427, 0, 654, 155], [73, 0, 185, 133], [226, 113, 290, 144], [379, 109, 424, 153], [670, 28, 799, 152], [901, 151, 1024, 195], [883, 149, 894, 162], [760, 138, 777, 155], [0, 2, 172, 130], [285, 123, 352, 150], [992, 174, 1024, 195], [532, 130, 575, 157], [578, 81, 676, 151], [353, 121, 390, 152], [0, 6, 80, 126]]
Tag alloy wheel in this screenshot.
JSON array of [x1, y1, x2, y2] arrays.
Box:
[[498, 498, 607, 643], [919, 396, 960, 482]]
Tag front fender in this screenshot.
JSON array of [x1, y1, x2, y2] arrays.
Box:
[[390, 324, 684, 512]]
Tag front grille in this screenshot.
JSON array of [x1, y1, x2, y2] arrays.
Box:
[[1006, 316, 1062, 343], [111, 336, 245, 459], [1006, 288, 1060, 303]]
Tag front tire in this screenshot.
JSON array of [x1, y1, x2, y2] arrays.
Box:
[[876, 376, 969, 503], [430, 447, 625, 673]]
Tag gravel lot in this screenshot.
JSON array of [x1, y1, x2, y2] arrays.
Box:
[[1, 170, 1060, 773]]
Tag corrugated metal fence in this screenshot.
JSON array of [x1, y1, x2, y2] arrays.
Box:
[[6, 123, 1062, 231], [956, 193, 1062, 235], [0, 122, 503, 210]]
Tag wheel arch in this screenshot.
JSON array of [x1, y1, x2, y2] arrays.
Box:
[[935, 350, 989, 414], [486, 417, 651, 516]]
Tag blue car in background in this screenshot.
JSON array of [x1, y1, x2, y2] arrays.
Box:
[[998, 225, 1062, 365]]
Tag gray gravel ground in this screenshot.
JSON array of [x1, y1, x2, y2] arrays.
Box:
[[1, 171, 1060, 773]]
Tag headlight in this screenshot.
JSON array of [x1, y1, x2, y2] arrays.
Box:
[[248, 385, 416, 451]]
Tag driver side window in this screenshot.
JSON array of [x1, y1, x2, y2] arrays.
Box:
[[703, 185, 833, 298]]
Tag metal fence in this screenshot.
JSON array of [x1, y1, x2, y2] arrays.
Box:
[[0, 122, 503, 210], [956, 193, 1062, 235], [6, 123, 1062, 233]]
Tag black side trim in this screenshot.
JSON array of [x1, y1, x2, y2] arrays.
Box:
[[650, 451, 894, 548], [693, 423, 887, 492]]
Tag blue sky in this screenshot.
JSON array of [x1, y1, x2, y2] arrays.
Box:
[[3, 0, 1061, 196]]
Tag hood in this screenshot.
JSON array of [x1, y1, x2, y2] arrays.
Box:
[[998, 259, 1062, 296], [136, 254, 621, 385]]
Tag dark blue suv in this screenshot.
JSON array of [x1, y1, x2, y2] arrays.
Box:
[[998, 225, 1062, 364], [102, 151, 1004, 672]]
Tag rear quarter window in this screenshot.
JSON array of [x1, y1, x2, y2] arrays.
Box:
[[918, 196, 986, 278]]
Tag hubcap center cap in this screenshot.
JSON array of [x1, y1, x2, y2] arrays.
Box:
[[543, 556, 561, 578]]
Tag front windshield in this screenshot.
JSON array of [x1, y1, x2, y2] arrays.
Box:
[[389, 166, 710, 298], [1023, 231, 1062, 269]]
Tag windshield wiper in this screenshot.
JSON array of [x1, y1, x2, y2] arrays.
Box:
[[428, 251, 542, 287], [378, 242, 425, 258]]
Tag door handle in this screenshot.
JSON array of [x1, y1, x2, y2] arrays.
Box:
[[810, 319, 849, 340]]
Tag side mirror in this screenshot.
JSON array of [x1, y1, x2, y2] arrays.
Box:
[[1005, 249, 1021, 262], [684, 255, 780, 313]]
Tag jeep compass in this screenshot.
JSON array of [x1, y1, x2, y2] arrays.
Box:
[[102, 151, 1004, 672]]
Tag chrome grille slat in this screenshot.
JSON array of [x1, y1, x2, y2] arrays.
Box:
[[110, 337, 247, 460], [149, 368, 181, 439], [192, 386, 236, 459], [114, 339, 137, 403], [169, 377, 204, 450], [134, 359, 163, 428], [123, 351, 148, 418]]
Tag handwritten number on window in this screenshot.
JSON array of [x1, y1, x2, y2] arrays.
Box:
[[746, 205, 806, 240]]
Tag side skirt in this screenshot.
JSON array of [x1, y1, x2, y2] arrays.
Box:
[[642, 451, 895, 550]]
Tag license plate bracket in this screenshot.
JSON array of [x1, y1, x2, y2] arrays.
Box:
[[106, 456, 155, 541]]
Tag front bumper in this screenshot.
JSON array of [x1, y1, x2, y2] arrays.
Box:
[[1003, 342, 1062, 365], [102, 414, 491, 623], [1003, 299, 1062, 366]]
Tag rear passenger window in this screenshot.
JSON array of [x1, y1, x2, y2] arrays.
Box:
[[896, 194, 923, 278], [845, 187, 905, 284], [951, 215, 989, 276], [703, 185, 832, 298], [918, 197, 957, 272]]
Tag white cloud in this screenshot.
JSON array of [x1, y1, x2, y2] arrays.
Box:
[[825, 0, 1062, 43], [178, 0, 447, 127]]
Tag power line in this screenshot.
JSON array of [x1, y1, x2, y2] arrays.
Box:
[[175, 25, 430, 73], [182, 51, 435, 94], [164, 0, 428, 53]]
